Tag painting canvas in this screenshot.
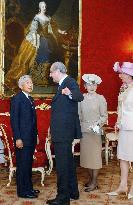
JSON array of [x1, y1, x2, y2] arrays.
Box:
[[0, 0, 81, 97]]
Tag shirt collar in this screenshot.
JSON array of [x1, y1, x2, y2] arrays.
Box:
[[59, 74, 68, 86], [22, 91, 29, 98]]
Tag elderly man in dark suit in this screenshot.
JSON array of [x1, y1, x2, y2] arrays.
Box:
[[46, 62, 84, 205], [10, 75, 40, 198]]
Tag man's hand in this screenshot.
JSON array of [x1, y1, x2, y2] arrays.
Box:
[[16, 139, 23, 149], [62, 87, 71, 96]]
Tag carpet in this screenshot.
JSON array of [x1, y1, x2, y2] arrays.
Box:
[[0, 159, 133, 205]]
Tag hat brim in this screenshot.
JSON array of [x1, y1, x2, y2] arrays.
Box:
[[82, 74, 102, 84]]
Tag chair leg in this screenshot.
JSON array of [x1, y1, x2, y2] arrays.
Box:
[[110, 146, 114, 159], [105, 139, 109, 165], [129, 162, 132, 172], [40, 168, 45, 186], [7, 167, 15, 187], [32, 167, 45, 186], [45, 137, 53, 175]]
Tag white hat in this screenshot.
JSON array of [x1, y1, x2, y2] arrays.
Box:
[[82, 74, 102, 85], [113, 62, 133, 76]]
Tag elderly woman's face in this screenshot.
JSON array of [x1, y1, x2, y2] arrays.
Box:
[[39, 2, 46, 13], [119, 73, 132, 83], [85, 83, 97, 93], [21, 79, 33, 93]]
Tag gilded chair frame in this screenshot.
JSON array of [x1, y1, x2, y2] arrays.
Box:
[[0, 117, 53, 187], [104, 111, 118, 165]]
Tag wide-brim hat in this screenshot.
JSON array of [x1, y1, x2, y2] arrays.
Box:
[[82, 74, 102, 85], [113, 62, 133, 76]]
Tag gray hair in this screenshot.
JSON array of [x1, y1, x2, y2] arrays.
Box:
[[18, 75, 32, 88], [50, 62, 67, 73]]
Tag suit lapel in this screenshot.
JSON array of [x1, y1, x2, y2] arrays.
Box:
[[20, 92, 34, 108]]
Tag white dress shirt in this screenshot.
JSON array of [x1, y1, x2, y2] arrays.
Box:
[[22, 91, 29, 98]]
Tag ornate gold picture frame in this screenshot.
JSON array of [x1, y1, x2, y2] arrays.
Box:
[[0, 0, 82, 97], [0, 0, 4, 96]]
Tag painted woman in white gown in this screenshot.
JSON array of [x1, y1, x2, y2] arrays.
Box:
[[5, 1, 66, 91]]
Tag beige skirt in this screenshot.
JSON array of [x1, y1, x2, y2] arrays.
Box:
[[80, 132, 102, 169], [117, 130, 133, 162]]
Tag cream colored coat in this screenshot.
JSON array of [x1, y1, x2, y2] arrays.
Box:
[[117, 83, 133, 130], [78, 93, 108, 169], [78, 93, 108, 133]]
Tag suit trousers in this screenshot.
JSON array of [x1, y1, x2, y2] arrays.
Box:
[[54, 142, 79, 202], [15, 146, 35, 196]]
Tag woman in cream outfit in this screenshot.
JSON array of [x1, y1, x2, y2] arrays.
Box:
[[78, 74, 107, 192], [107, 62, 133, 199]]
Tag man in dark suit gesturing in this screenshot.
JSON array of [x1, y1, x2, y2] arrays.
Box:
[[47, 62, 84, 205], [10, 75, 40, 198]]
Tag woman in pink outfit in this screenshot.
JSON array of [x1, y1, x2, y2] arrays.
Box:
[[107, 62, 133, 199]]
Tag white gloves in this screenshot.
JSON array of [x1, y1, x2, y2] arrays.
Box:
[[89, 125, 101, 134]]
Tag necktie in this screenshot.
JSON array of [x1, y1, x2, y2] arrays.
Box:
[[28, 96, 33, 108], [28, 96, 35, 124]]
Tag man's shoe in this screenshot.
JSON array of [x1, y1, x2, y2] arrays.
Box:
[[46, 198, 70, 205], [48, 201, 58, 205], [18, 193, 38, 199], [31, 189, 40, 194], [48, 201, 70, 205], [70, 192, 79, 200], [70, 195, 79, 201]]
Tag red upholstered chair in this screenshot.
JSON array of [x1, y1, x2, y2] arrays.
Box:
[[0, 100, 53, 187], [0, 99, 10, 113], [0, 120, 17, 187], [35, 108, 53, 175], [104, 111, 118, 165]]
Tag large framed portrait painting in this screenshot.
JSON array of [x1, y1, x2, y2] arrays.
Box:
[[0, 0, 81, 97]]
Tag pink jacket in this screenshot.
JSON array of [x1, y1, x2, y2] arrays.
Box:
[[117, 83, 133, 130]]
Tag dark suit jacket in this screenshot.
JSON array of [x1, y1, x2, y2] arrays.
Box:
[[10, 91, 38, 146], [50, 76, 84, 142]]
